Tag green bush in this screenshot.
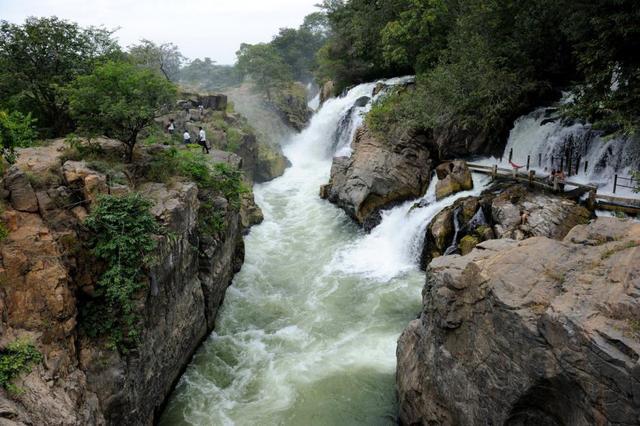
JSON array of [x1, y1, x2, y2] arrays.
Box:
[[0, 340, 43, 394], [82, 193, 160, 351], [0, 110, 37, 164]]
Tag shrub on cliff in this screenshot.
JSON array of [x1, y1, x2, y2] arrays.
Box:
[[0, 110, 36, 165], [82, 193, 160, 351], [67, 61, 177, 162], [146, 147, 247, 233], [0, 340, 43, 394]]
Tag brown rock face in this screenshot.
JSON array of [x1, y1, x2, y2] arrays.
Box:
[[323, 126, 432, 228], [319, 80, 335, 105], [397, 218, 640, 426], [0, 140, 255, 425], [435, 160, 473, 201]]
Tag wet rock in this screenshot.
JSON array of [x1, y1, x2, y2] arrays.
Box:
[[397, 218, 640, 426], [4, 166, 38, 213], [323, 126, 432, 226], [435, 160, 473, 201], [421, 184, 592, 268], [354, 96, 370, 107], [240, 191, 264, 231]]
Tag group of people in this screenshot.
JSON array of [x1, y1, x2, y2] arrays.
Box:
[[166, 119, 210, 154], [548, 168, 567, 191]]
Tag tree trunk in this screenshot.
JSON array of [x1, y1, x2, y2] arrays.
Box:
[[125, 132, 138, 163]]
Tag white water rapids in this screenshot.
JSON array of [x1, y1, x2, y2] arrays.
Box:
[[160, 82, 489, 425]]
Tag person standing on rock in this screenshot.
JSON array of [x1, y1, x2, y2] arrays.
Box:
[[183, 130, 191, 145], [199, 127, 209, 154], [167, 119, 175, 134]]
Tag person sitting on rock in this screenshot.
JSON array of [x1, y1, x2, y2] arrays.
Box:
[[198, 127, 209, 154], [183, 130, 191, 145]]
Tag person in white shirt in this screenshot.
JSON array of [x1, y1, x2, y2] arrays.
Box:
[[198, 127, 209, 154], [183, 130, 191, 145], [167, 119, 175, 134]]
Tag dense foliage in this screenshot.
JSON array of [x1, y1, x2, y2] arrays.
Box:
[[0, 110, 36, 164], [82, 193, 160, 351], [236, 43, 293, 100], [321, 0, 640, 139], [67, 61, 177, 161], [0, 17, 121, 137], [179, 58, 242, 91], [0, 340, 43, 394]]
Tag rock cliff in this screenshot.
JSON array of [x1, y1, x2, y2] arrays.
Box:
[[321, 126, 432, 229], [398, 218, 640, 425], [0, 139, 257, 425]]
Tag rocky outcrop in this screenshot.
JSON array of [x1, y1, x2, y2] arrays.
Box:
[[435, 161, 473, 201], [271, 83, 313, 132], [319, 80, 335, 105], [321, 126, 432, 229], [398, 218, 640, 425], [0, 139, 255, 425], [177, 93, 227, 112], [421, 184, 592, 268], [157, 100, 289, 183]]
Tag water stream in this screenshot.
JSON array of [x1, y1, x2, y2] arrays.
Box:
[[160, 82, 488, 425]]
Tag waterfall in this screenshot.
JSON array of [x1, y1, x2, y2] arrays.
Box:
[[443, 207, 462, 256], [161, 78, 489, 426], [498, 102, 640, 195]]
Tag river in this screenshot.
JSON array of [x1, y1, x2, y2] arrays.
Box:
[[160, 83, 488, 425]]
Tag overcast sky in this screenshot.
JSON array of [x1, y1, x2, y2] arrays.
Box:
[[0, 0, 320, 64]]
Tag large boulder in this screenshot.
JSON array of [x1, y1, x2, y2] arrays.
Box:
[[4, 166, 38, 213], [398, 217, 640, 426], [322, 126, 432, 228], [435, 160, 473, 200]]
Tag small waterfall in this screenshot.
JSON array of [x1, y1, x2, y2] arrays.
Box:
[[331, 174, 491, 282], [499, 101, 640, 195], [443, 207, 462, 256]]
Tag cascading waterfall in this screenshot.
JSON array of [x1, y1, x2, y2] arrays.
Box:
[[498, 102, 640, 195], [160, 79, 490, 426]]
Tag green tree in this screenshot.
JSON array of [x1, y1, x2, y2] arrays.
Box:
[[0, 110, 36, 164], [562, 0, 640, 134], [179, 58, 241, 91], [128, 39, 185, 82], [236, 43, 292, 100], [380, 0, 451, 72], [67, 61, 177, 162], [0, 17, 120, 136]]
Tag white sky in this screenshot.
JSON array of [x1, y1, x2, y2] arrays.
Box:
[[0, 0, 320, 64]]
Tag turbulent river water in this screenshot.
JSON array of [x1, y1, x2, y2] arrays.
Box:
[[160, 83, 488, 425]]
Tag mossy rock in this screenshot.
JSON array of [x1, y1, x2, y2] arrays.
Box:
[[459, 235, 480, 256]]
